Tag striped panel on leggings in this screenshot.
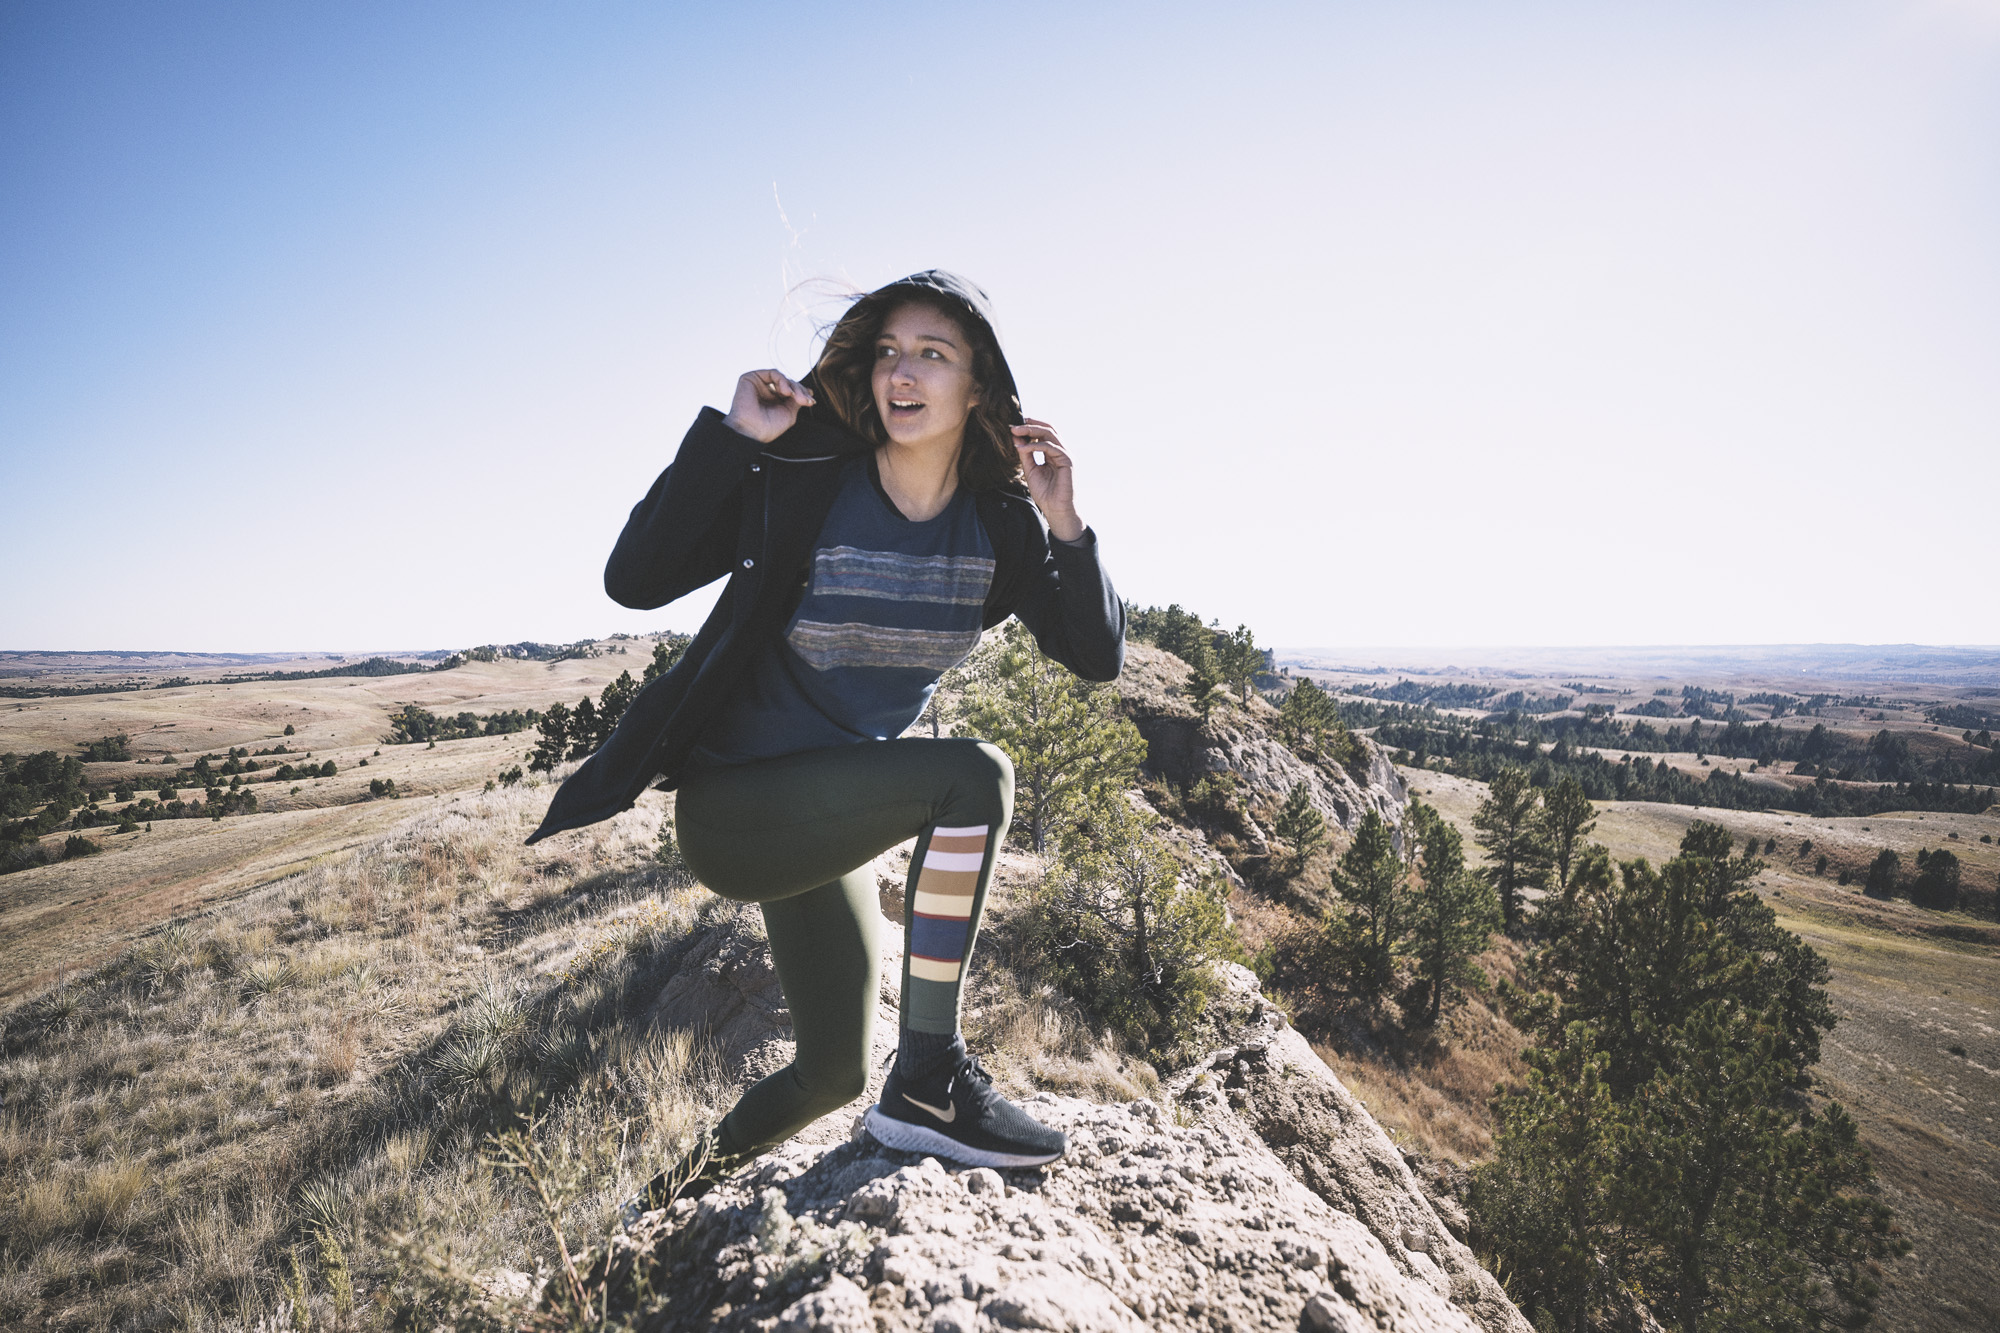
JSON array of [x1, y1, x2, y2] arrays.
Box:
[[907, 825, 988, 988]]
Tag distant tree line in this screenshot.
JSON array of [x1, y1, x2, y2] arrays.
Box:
[[1928, 703, 2000, 730], [1126, 602, 1267, 715], [1489, 690, 1573, 714], [0, 680, 148, 700], [1348, 678, 1499, 708], [526, 636, 691, 773], [214, 656, 441, 684], [1370, 714, 1996, 816], [385, 705, 540, 745]]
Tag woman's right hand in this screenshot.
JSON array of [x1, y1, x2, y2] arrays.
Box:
[[723, 370, 815, 443]]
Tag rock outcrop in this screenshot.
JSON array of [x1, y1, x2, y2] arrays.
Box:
[[611, 908, 1527, 1333], [618, 1095, 1489, 1332], [1168, 994, 1530, 1333], [1115, 643, 1404, 834]]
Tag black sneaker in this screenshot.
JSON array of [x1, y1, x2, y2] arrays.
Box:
[[865, 1049, 1067, 1168], [619, 1125, 749, 1229]]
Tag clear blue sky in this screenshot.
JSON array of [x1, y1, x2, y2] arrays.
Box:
[[3, 1, 1996, 651]]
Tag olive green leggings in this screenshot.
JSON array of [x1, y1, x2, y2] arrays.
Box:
[[673, 737, 1013, 1155]]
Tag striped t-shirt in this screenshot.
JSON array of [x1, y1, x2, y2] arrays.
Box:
[[691, 457, 995, 766]]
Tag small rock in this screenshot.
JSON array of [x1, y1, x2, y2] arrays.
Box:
[[964, 1166, 1006, 1196], [929, 1298, 981, 1333], [1302, 1291, 1372, 1332], [775, 1273, 871, 1332]]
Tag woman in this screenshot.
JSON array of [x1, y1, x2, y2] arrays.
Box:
[[528, 271, 1124, 1203]]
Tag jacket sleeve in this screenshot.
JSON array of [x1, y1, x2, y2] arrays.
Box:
[[1010, 526, 1127, 682], [604, 408, 759, 610]]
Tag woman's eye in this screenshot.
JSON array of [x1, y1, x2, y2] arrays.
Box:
[[922, 348, 943, 360], [876, 345, 896, 358]]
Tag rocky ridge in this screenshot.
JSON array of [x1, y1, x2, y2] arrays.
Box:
[[595, 901, 1526, 1333], [1114, 643, 1406, 837], [570, 645, 1522, 1330]]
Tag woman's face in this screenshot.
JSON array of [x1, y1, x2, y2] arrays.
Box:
[[871, 302, 980, 454]]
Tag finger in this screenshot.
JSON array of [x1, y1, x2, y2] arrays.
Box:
[[1015, 441, 1073, 468]]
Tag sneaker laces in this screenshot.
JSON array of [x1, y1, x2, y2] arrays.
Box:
[[947, 1052, 995, 1100]]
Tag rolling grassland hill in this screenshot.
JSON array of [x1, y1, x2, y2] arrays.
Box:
[[1, 633, 1536, 1332], [0, 641, 666, 1005]]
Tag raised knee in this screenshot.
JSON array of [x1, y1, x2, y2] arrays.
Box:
[[967, 740, 1014, 800]]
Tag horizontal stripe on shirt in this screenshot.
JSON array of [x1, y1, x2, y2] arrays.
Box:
[[811, 547, 995, 606], [922, 848, 986, 873], [788, 620, 983, 673]]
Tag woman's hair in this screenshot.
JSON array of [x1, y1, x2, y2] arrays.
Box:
[[809, 286, 1024, 493]]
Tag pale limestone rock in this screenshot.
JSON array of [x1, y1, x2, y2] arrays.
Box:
[[621, 1096, 1489, 1332], [1168, 1015, 1534, 1333]]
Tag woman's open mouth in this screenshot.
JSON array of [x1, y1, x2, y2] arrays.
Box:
[[887, 398, 925, 417]]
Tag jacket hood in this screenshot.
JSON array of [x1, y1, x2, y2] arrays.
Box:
[[798, 269, 1024, 432]]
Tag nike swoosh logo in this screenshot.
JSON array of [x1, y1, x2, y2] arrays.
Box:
[[903, 1093, 957, 1123]]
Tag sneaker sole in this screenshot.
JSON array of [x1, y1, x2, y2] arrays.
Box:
[[863, 1105, 1064, 1168]]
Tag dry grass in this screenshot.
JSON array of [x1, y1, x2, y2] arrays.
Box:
[[0, 765, 1188, 1333], [1308, 956, 1530, 1166], [0, 781, 741, 1332]]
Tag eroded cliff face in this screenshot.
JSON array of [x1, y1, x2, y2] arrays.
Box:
[[598, 910, 1527, 1333], [1114, 643, 1405, 836]]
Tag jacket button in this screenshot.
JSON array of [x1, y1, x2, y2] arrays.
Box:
[[742, 558, 756, 569], [750, 464, 761, 472]]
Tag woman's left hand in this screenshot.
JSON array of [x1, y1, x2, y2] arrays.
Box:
[[1012, 419, 1086, 543]]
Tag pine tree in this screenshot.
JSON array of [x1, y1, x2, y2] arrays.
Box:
[[1184, 650, 1222, 722], [566, 697, 600, 760], [963, 618, 1147, 854], [1024, 798, 1232, 1054], [1278, 678, 1335, 754], [596, 670, 638, 738], [1468, 1022, 1625, 1332], [641, 634, 690, 685], [1222, 624, 1263, 702], [1472, 766, 1547, 929], [1537, 776, 1596, 903], [1326, 809, 1406, 1002], [528, 701, 571, 773], [1403, 801, 1499, 1025], [1863, 847, 1900, 898], [1911, 847, 1961, 910], [1272, 781, 1326, 874]]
